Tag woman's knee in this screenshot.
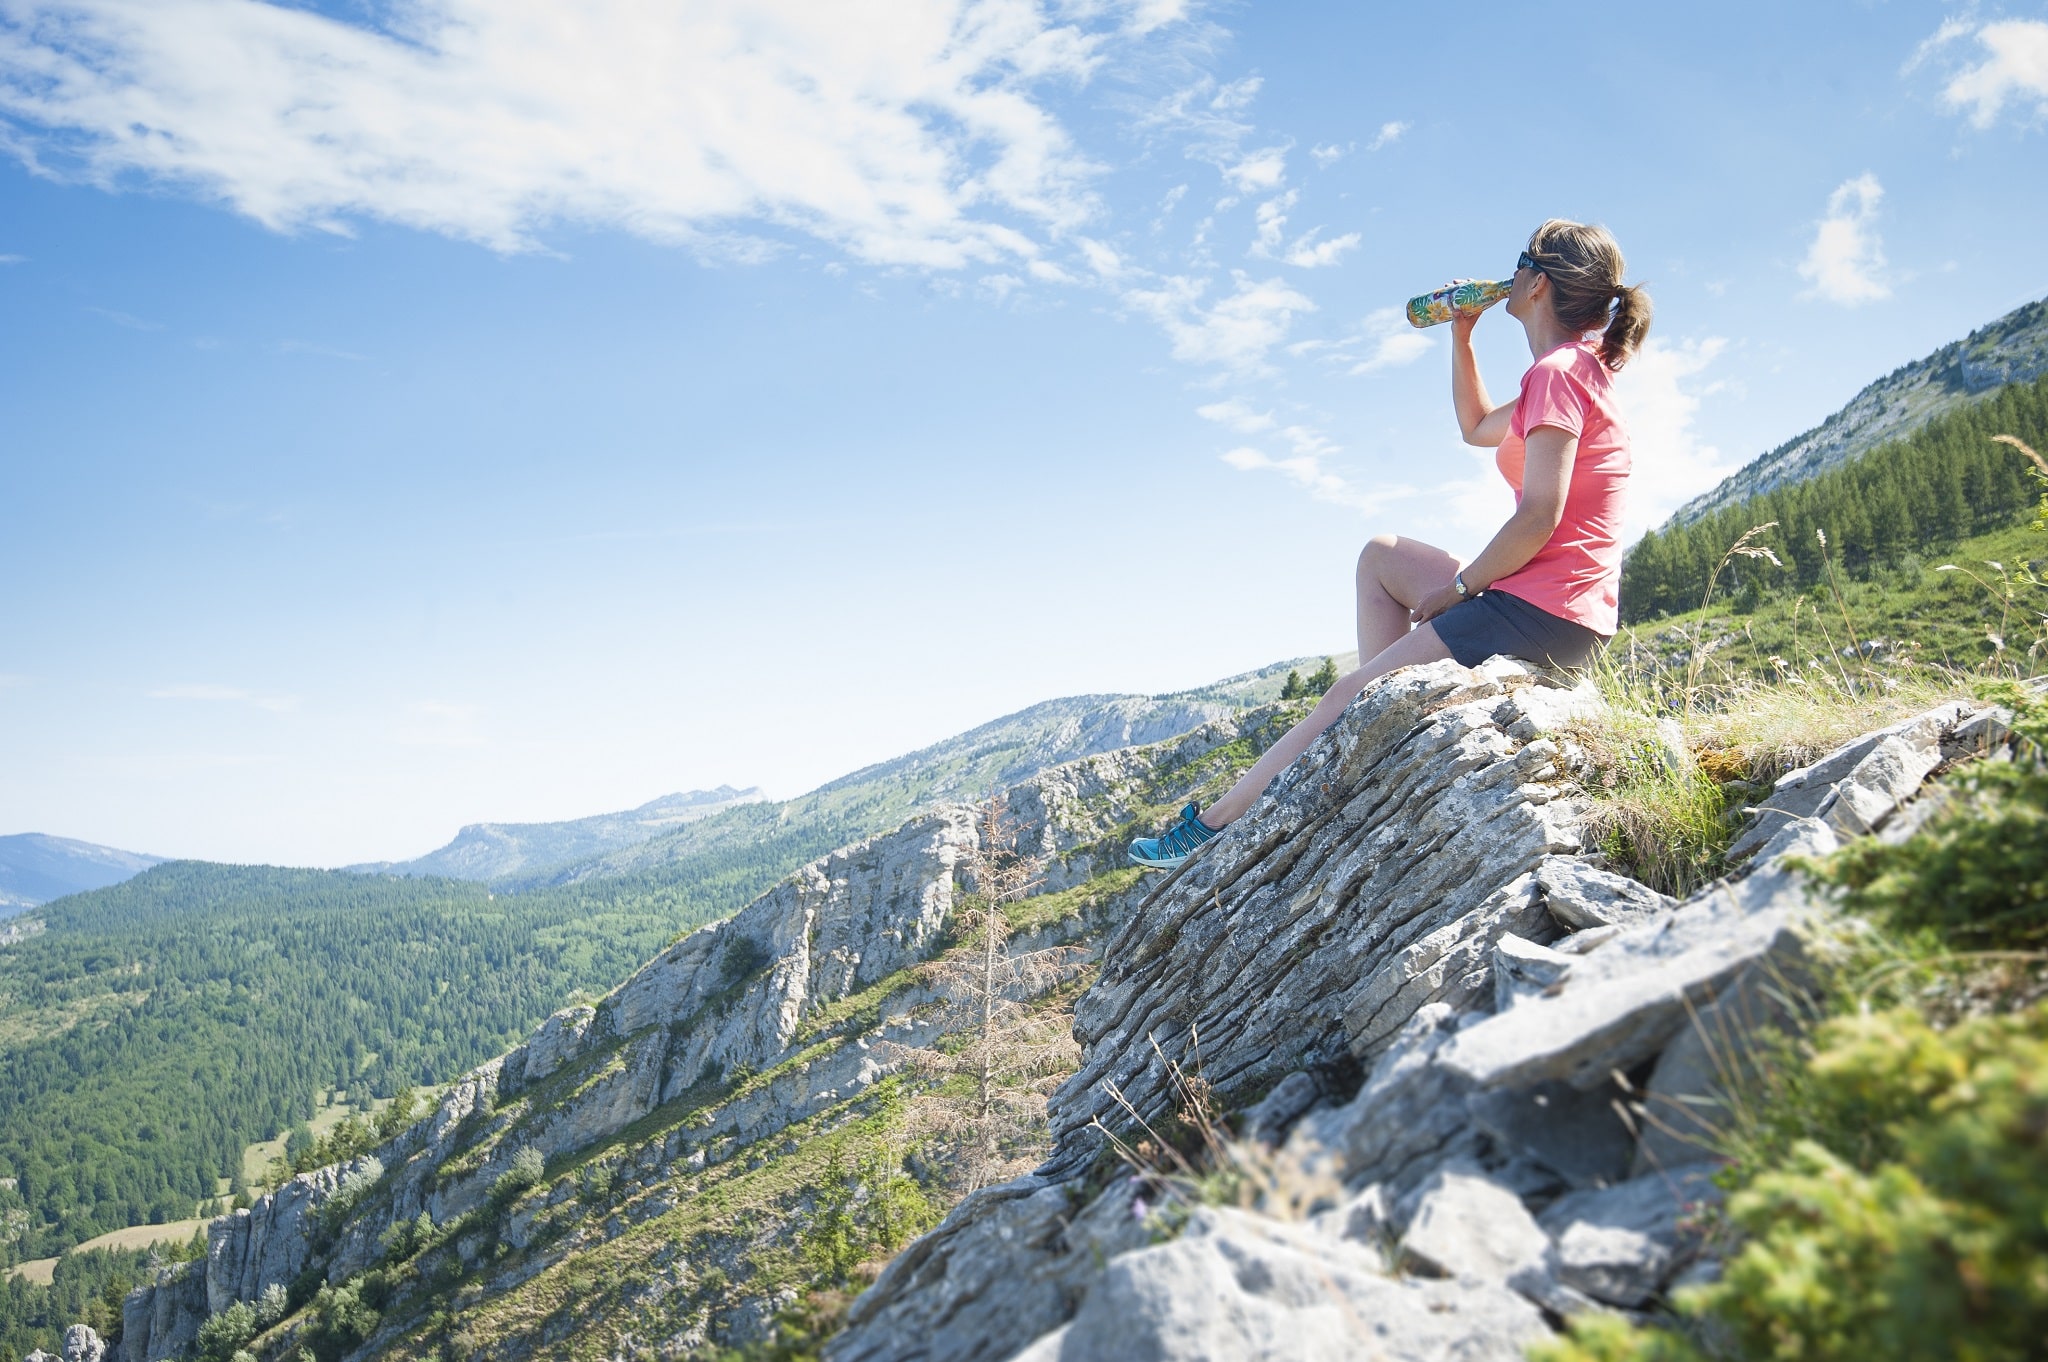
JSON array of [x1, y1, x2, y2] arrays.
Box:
[[1356, 532, 1401, 584]]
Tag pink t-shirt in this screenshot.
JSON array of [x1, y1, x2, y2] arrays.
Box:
[[1487, 340, 1630, 635]]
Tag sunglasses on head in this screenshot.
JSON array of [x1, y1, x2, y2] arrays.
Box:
[[1516, 250, 1548, 276]]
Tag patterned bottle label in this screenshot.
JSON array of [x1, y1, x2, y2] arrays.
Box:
[[1405, 279, 1513, 329]]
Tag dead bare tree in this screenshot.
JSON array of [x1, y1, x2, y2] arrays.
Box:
[[887, 794, 1087, 1192]]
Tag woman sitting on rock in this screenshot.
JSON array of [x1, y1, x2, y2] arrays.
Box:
[[1131, 219, 1651, 870]]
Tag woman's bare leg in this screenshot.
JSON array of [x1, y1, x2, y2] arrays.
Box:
[[1356, 534, 1463, 660], [1199, 623, 1453, 828]]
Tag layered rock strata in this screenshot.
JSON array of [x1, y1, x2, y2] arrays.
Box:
[[830, 665, 1992, 1362]]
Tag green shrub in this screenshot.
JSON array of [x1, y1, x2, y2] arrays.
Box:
[[490, 1145, 546, 1205], [300, 1271, 388, 1362], [194, 1300, 257, 1361], [1532, 1002, 2048, 1362], [379, 1208, 436, 1262]]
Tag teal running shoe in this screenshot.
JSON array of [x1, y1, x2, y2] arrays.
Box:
[[1128, 803, 1219, 870]]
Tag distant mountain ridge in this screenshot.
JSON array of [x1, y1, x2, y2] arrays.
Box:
[[0, 832, 164, 914], [1665, 294, 2048, 530], [523, 654, 1355, 889], [349, 785, 765, 882]]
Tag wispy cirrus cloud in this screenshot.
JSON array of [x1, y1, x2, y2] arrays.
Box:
[[1218, 423, 1412, 515], [148, 683, 299, 713], [1366, 120, 1407, 151], [88, 305, 163, 331], [1123, 270, 1315, 373], [1249, 190, 1358, 268], [1195, 398, 1275, 434], [0, 0, 1190, 267], [1346, 307, 1433, 374], [1798, 174, 1890, 306]]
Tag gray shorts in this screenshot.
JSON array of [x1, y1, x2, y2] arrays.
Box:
[[1430, 589, 1607, 671]]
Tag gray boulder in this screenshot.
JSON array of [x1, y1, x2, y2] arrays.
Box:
[[1725, 703, 1973, 863], [1538, 1164, 1723, 1307], [1014, 1207, 1545, 1362], [1440, 866, 1816, 1093], [1533, 856, 1676, 931], [1398, 1167, 1549, 1284], [1467, 1076, 1635, 1190]]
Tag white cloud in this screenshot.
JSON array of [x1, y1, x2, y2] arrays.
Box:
[[1209, 75, 1261, 114], [1123, 270, 1315, 372], [0, 253, 22, 263], [1347, 307, 1432, 374], [1940, 19, 2048, 127], [148, 683, 299, 713], [0, 0, 1147, 267], [979, 272, 1025, 301], [1248, 189, 1356, 268], [1612, 335, 1737, 543], [1077, 236, 1125, 278], [1195, 398, 1275, 433], [1250, 190, 1295, 255], [1309, 142, 1348, 167], [1798, 174, 1890, 305], [1283, 229, 1359, 269], [1217, 424, 1410, 515], [1366, 120, 1408, 151], [1123, 0, 1191, 34], [1222, 146, 1288, 193]]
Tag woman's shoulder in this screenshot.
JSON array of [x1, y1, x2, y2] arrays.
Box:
[[1523, 340, 1612, 392], [1534, 339, 1606, 375]]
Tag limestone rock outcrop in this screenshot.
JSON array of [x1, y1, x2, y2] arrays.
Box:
[[93, 655, 1999, 1362], [830, 662, 1995, 1362]]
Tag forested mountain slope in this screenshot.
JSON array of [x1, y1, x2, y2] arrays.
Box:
[[347, 787, 765, 882], [0, 866, 720, 1264], [1666, 293, 2048, 528], [1621, 370, 2047, 622], [0, 658, 1340, 1273], [0, 834, 163, 914]]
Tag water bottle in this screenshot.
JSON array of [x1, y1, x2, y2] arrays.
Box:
[[1406, 279, 1513, 329]]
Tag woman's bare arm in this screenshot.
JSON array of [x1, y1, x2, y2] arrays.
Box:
[[1450, 310, 1516, 447], [1410, 425, 1575, 623]]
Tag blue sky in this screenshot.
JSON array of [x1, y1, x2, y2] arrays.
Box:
[[3, 0, 2046, 866]]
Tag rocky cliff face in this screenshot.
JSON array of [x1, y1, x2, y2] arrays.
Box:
[[1668, 294, 2048, 528], [108, 702, 1298, 1362], [94, 658, 1998, 1362], [827, 663, 1993, 1362]]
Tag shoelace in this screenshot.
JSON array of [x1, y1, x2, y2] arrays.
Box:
[[1161, 813, 1207, 855]]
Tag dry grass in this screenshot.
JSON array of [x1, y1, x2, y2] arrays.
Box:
[[1568, 612, 1975, 896]]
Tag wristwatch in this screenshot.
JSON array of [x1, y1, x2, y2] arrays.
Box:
[[1453, 572, 1471, 599]]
